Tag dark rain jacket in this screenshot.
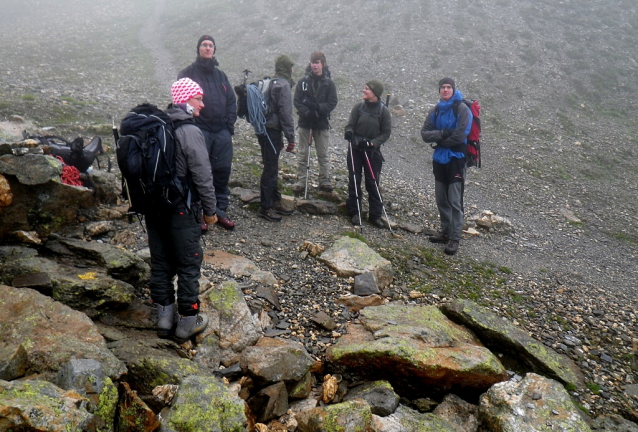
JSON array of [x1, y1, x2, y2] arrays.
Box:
[[178, 58, 237, 135], [293, 66, 338, 130], [344, 101, 392, 150], [265, 76, 295, 144], [167, 105, 217, 216]]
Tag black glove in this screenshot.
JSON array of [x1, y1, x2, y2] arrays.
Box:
[[308, 102, 320, 112], [344, 130, 353, 141], [358, 139, 373, 150], [441, 129, 453, 140]]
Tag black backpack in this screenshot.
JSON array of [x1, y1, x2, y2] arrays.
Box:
[[116, 103, 190, 216]]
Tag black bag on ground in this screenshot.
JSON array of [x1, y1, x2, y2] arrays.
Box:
[[116, 103, 189, 215]]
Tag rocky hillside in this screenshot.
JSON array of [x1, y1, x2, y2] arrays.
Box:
[[1, 0, 638, 424]]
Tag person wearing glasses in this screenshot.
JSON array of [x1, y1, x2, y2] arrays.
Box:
[[178, 35, 237, 231], [343, 79, 391, 228], [148, 77, 217, 343]]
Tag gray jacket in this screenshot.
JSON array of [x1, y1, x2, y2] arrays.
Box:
[[167, 106, 217, 216], [265, 76, 295, 144]]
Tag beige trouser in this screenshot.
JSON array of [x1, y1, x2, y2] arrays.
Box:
[[295, 128, 331, 187]]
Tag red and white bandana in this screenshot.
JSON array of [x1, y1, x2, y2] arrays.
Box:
[[171, 78, 204, 104]]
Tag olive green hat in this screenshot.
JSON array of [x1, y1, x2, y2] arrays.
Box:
[[365, 79, 384, 99]]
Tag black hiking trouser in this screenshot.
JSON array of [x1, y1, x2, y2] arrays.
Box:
[[258, 128, 283, 209], [346, 147, 383, 220], [146, 206, 202, 316]]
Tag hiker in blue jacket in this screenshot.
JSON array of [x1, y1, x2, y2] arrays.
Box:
[[421, 78, 473, 256], [178, 35, 237, 231]]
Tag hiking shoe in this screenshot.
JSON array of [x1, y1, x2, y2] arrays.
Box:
[[258, 206, 282, 222], [428, 233, 449, 244], [351, 215, 361, 225], [216, 216, 235, 230], [156, 303, 176, 339], [273, 200, 294, 215], [201, 222, 209, 232], [368, 218, 385, 229], [444, 240, 459, 256], [318, 184, 334, 192], [174, 313, 209, 343]]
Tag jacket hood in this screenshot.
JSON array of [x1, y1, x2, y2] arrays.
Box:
[[304, 64, 331, 79], [167, 104, 194, 121]]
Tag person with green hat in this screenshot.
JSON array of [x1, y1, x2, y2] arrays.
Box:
[[343, 79, 392, 228], [256, 54, 297, 222]]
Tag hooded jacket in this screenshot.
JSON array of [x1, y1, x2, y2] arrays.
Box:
[[293, 65, 338, 130], [421, 90, 473, 164], [166, 105, 217, 216], [178, 57, 237, 135], [263, 55, 296, 143], [344, 100, 392, 150]]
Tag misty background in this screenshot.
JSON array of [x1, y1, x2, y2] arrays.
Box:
[[1, 0, 637, 283]]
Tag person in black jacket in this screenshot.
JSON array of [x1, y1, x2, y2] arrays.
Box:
[[344, 79, 391, 228], [178, 35, 237, 230], [257, 55, 296, 222], [293, 51, 338, 194]]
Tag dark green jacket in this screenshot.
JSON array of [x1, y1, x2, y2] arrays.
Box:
[[344, 101, 392, 149]]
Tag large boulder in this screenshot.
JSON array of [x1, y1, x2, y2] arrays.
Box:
[[198, 279, 262, 367], [371, 404, 458, 432], [0, 379, 93, 431], [318, 236, 394, 288], [441, 299, 586, 389], [296, 399, 373, 432], [163, 375, 247, 432], [479, 373, 591, 432], [327, 304, 507, 394], [0, 285, 126, 381]]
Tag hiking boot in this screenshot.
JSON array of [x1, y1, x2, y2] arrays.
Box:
[[201, 222, 209, 232], [156, 303, 176, 339], [368, 217, 385, 229], [351, 215, 361, 225], [174, 313, 209, 343], [216, 216, 235, 230], [273, 200, 294, 215], [292, 185, 304, 196], [428, 232, 449, 244], [258, 206, 282, 222], [318, 184, 334, 192], [444, 240, 459, 256]]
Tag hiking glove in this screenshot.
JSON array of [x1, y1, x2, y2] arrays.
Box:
[[285, 142, 296, 153], [441, 129, 454, 140], [344, 130, 353, 141], [306, 102, 320, 112], [358, 139, 373, 150]]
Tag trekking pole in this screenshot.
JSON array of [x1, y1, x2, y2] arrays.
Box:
[[385, 93, 390, 107], [362, 149, 394, 235], [304, 129, 313, 199], [348, 138, 363, 229]]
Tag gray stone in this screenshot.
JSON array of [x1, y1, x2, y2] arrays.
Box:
[[372, 404, 457, 432], [247, 381, 289, 423], [479, 373, 592, 432], [591, 414, 638, 431], [433, 393, 479, 432], [441, 299, 586, 389], [297, 399, 373, 432], [0, 344, 28, 381], [295, 198, 338, 215], [354, 271, 380, 296], [240, 337, 315, 387], [318, 236, 394, 289], [343, 380, 400, 416], [0, 153, 62, 185], [310, 311, 338, 331]]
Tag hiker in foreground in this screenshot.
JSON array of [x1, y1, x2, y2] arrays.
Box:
[[421, 77, 473, 256], [256, 55, 296, 222], [343, 79, 391, 228], [177, 35, 237, 231], [148, 78, 216, 343], [292, 51, 338, 196]]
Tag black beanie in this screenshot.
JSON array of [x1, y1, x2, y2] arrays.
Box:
[[365, 79, 384, 99], [197, 35, 216, 55], [438, 77, 455, 92]]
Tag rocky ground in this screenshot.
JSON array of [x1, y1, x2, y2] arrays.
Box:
[[1, 0, 637, 423]]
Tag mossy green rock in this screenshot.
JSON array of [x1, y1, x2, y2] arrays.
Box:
[[441, 299, 586, 389], [0, 378, 93, 430], [164, 375, 246, 432], [126, 356, 211, 396], [327, 304, 507, 392], [297, 399, 373, 432]]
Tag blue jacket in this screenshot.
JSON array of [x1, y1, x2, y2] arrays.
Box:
[[421, 90, 472, 164]]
